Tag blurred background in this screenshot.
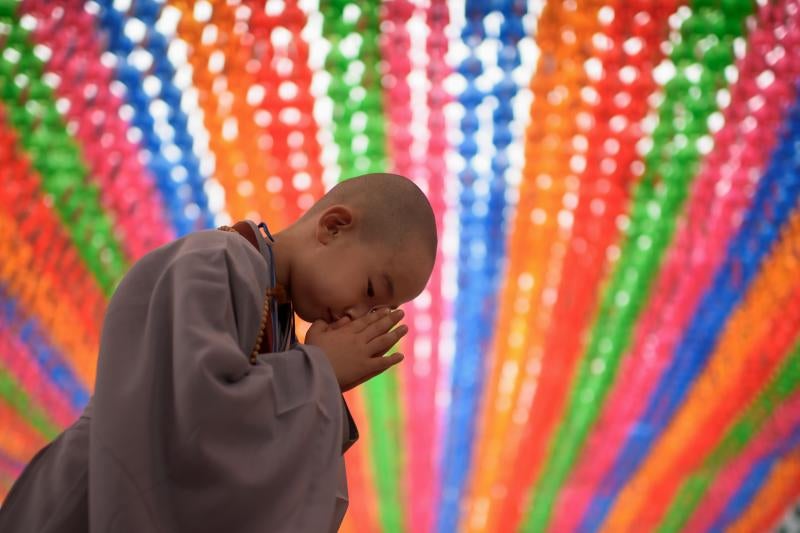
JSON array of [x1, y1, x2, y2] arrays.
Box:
[[1, 0, 800, 531]]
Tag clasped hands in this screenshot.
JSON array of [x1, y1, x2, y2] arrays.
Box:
[[305, 308, 407, 391]]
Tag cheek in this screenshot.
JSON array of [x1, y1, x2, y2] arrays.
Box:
[[290, 279, 324, 323], [317, 267, 357, 309], [298, 265, 336, 310], [290, 254, 359, 315]]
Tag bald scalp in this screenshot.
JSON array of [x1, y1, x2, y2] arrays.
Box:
[[305, 173, 438, 260]]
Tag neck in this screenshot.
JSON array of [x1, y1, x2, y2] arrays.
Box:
[[269, 227, 292, 299]]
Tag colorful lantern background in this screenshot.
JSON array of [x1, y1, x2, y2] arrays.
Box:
[[1, 0, 800, 532]]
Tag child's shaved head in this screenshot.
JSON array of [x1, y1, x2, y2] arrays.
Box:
[[303, 173, 438, 261], [277, 172, 439, 323]]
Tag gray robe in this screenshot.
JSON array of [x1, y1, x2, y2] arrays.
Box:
[[0, 223, 355, 532]]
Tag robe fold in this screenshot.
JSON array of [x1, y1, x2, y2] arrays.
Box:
[[0, 224, 356, 533]]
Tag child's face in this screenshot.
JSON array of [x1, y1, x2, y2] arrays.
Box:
[[290, 234, 433, 324]]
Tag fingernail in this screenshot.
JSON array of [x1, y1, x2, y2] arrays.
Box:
[[395, 309, 405, 318], [399, 325, 408, 334]]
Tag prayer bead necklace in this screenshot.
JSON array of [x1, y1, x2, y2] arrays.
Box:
[[218, 224, 290, 364], [250, 291, 270, 365]]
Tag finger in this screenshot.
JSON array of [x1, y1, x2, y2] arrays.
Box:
[[342, 352, 399, 391], [343, 369, 382, 391], [366, 352, 404, 377], [306, 319, 328, 336], [352, 307, 392, 333], [304, 320, 328, 344], [330, 316, 352, 330], [348, 353, 405, 390], [361, 309, 404, 341], [367, 324, 408, 356], [345, 366, 385, 391]]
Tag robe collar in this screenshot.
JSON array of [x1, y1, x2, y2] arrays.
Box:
[[229, 221, 289, 304]]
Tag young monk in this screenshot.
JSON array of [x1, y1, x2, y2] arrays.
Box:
[[0, 172, 437, 532]]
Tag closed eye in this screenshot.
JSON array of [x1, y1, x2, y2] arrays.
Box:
[[367, 279, 374, 298]]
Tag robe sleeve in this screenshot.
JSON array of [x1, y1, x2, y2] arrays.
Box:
[[89, 232, 349, 533]]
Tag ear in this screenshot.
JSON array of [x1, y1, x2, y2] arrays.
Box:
[[316, 205, 354, 244]]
